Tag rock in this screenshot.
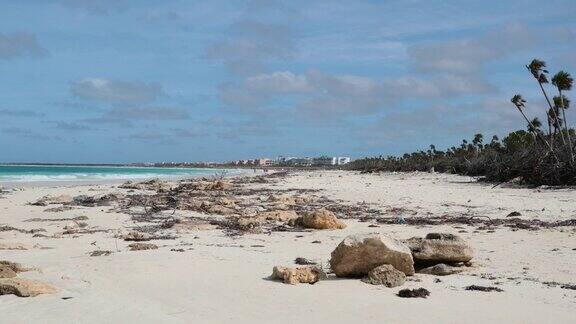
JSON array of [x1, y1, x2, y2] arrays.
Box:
[[406, 233, 473, 264], [300, 209, 346, 230], [257, 210, 299, 222], [270, 266, 326, 285], [418, 263, 464, 276], [0, 278, 57, 297], [507, 211, 522, 217], [128, 243, 158, 251], [0, 266, 17, 278], [361, 264, 406, 287], [330, 234, 415, 277], [397, 287, 430, 298], [294, 257, 317, 265], [31, 194, 73, 206], [0, 261, 29, 273], [123, 231, 151, 242], [234, 217, 263, 233]]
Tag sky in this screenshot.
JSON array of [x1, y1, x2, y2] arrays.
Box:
[[1, 0, 575, 163]]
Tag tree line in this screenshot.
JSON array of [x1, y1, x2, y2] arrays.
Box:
[[348, 59, 575, 186]]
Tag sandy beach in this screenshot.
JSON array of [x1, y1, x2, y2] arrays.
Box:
[[1, 170, 575, 323]]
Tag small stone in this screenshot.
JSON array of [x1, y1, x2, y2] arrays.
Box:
[[361, 264, 406, 287], [397, 287, 430, 298], [270, 266, 326, 285]]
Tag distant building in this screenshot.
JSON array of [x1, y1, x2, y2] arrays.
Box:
[[312, 156, 337, 166], [257, 158, 273, 166], [337, 157, 351, 165]]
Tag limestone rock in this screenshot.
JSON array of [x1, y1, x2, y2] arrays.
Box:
[[0, 261, 30, 273], [330, 233, 414, 277], [0, 266, 17, 278], [0, 278, 57, 297], [270, 266, 326, 285], [257, 210, 299, 222], [361, 264, 406, 287], [406, 233, 473, 264], [300, 209, 346, 230]]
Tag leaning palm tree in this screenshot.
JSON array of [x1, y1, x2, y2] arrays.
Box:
[[527, 117, 542, 142], [527, 59, 565, 146], [552, 71, 574, 163], [511, 94, 552, 151]]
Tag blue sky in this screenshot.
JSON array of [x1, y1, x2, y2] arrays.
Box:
[[1, 0, 575, 163]]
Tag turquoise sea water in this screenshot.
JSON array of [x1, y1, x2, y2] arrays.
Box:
[[0, 165, 234, 183]]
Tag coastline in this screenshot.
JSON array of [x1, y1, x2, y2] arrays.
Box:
[[1, 170, 574, 323]]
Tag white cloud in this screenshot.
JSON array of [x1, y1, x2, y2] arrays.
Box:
[[71, 78, 163, 104]]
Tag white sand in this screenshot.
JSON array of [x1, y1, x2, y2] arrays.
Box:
[[1, 171, 575, 323]]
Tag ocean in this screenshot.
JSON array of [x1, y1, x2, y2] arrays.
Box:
[[0, 165, 236, 183]]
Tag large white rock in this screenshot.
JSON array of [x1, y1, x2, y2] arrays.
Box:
[[330, 233, 414, 276], [406, 233, 473, 263]]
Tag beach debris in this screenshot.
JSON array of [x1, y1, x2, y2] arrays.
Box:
[[294, 257, 317, 265], [361, 264, 406, 287], [507, 211, 522, 217], [0, 242, 27, 250], [169, 218, 218, 232], [119, 179, 169, 191], [31, 194, 73, 206], [406, 233, 473, 264], [270, 266, 326, 285], [397, 288, 430, 298], [71, 194, 124, 207], [122, 231, 152, 241], [291, 209, 346, 230], [0, 278, 57, 297], [465, 285, 503, 292], [44, 206, 74, 213], [128, 243, 158, 251], [89, 250, 112, 257], [330, 234, 415, 277], [560, 284, 576, 290], [417, 263, 464, 276], [25, 215, 88, 223], [0, 266, 17, 278], [63, 221, 88, 234]]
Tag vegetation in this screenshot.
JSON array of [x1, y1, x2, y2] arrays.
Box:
[[348, 59, 576, 186]]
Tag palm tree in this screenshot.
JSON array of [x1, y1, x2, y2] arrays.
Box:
[[511, 94, 552, 151], [527, 59, 565, 146], [552, 71, 574, 163], [527, 117, 542, 132]]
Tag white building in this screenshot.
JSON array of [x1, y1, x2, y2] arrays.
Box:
[[337, 157, 351, 165]]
